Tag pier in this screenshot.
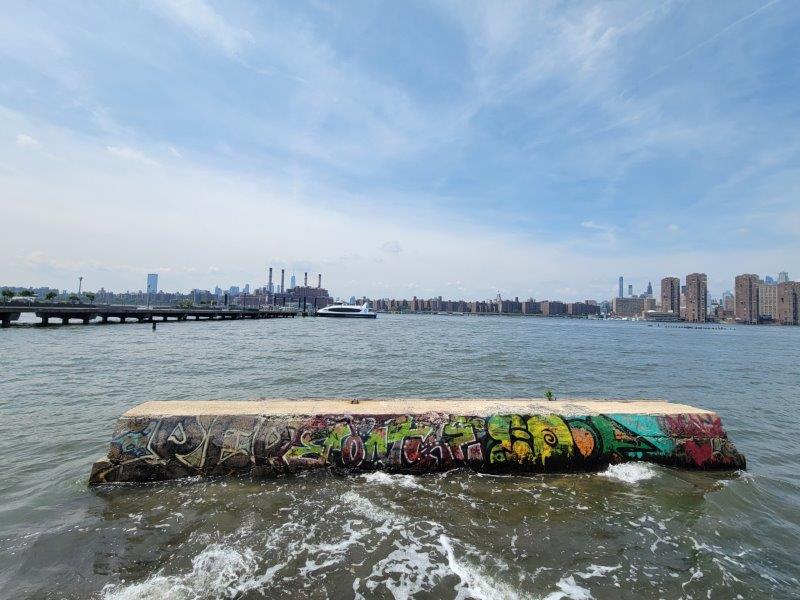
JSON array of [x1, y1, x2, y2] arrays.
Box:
[[0, 302, 295, 327], [90, 398, 745, 484]]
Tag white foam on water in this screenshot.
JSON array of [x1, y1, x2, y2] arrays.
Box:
[[101, 543, 261, 600], [439, 534, 524, 600], [360, 471, 424, 490], [544, 576, 592, 600], [600, 462, 656, 483]]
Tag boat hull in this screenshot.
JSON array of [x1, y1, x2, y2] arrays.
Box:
[[317, 312, 376, 318]]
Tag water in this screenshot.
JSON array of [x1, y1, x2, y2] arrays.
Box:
[[0, 315, 798, 598]]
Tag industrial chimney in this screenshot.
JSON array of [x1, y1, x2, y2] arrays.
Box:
[[318, 273, 322, 289], [280, 269, 285, 294], [304, 272, 308, 287], [268, 267, 273, 293]]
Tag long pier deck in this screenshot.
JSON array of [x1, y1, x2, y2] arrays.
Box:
[[0, 302, 296, 327]]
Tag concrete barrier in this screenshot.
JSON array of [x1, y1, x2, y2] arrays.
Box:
[[89, 399, 745, 484]]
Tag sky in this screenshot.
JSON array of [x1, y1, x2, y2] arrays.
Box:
[[1, 0, 799, 301]]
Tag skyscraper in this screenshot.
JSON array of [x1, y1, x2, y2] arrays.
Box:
[[685, 273, 708, 323], [777, 281, 800, 325], [627, 284, 633, 297], [290, 273, 296, 290], [757, 281, 777, 321], [146, 273, 158, 295], [735, 274, 760, 324], [646, 281, 653, 298], [778, 271, 789, 284], [660, 277, 680, 314], [618, 276, 623, 299]]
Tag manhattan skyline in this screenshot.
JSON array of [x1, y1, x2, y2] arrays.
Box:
[[2, 1, 799, 300]]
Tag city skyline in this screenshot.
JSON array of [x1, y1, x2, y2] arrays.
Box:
[[2, 2, 800, 298]]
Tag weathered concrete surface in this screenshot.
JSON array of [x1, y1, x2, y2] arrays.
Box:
[[89, 398, 746, 484]]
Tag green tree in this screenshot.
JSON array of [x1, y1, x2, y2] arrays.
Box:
[[544, 389, 555, 401], [19, 290, 35, 297], [84, 292, 96, 302], [45, 291, 58, 301], [1, 289, 14, 300], [68, 293, 79, 302]]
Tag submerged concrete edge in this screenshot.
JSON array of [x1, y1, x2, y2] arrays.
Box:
[[90, 399, 745, 484]]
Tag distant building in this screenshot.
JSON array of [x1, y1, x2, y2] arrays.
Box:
[[685, 273, 708, 323], [618, 276, 623, 299], [734, 274, 760, 324], [541, 300, 566, 316], [778, 271, 789, 284], [646, 281, 653, 298], [146, 273, 158, 295], [764, 275, 775, 285], [643, 310, 681, 322], [522, 299, 541, 315], [244, 283, 250, 294], [777, 282, 800, 325], [757, 282, 777, 321], [722, 291, 734, 312], [627, 284, 633, 297], [612, 297, 652, 318], [660, 277, 680, 315], [290, 274, 296, 290]]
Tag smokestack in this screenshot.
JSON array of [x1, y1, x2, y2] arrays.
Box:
[[304, 272, 308, 286], [268, 267, 273, 293], [318, 273, 322, 289], [280, 269, 285, 293]]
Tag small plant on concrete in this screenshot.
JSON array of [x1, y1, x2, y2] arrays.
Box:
[[544, 389, 555, 401]]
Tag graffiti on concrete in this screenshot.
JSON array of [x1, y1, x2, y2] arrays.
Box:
[[91, 411, 745, 483]]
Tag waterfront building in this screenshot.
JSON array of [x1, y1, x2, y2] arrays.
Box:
[[541, 301, 566, 316], [734, 274, 760, 324], [522, 300, 541, 315], [723, 291, 734, 312], [778, 271, 789, 284], [685, 273, 708, 323], [146, 273, 158, 296], [643, 310, 681, 322], [612, 297, 647, 318], [757, 281, 778, 322], [777, 282, 800, 325], [660, 277, 680, 315], [567, 302, 599, 316]]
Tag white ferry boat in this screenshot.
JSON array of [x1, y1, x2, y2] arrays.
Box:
[[317, 301, 377, 319]]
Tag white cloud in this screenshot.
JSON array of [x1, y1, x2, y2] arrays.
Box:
[[106, 145, 159, 165], [15, 133, 40, 148], [667, 223, 680, 232], [146, 0, 254, 57]]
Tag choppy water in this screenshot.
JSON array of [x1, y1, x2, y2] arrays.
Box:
[[1, 314, 798, 599]]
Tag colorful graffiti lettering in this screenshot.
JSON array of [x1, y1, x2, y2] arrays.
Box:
[[92, 410, 746, 484]]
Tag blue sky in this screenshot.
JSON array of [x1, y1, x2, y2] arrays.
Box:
[[1, 0, 798, 300]]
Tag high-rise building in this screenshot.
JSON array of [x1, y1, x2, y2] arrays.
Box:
[[646, 281, 653, 298], [757, 281, 777, 321], [146, 273, 158, 295], [777, 281, 800, 325], [685, 273, 707, 323], [734, 274, 760, 324], [764, 275, 775, 285], [627, 284, 633, 297], [243, 283, 250, 294], [660, 277, 680, 314], [722, 291, 734, 312], [778, 271, 789, 284], [618, 276, 623, 299], [290, 273, 296, 290]]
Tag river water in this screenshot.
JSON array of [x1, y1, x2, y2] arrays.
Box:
[[0, 314, 798, 599]]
